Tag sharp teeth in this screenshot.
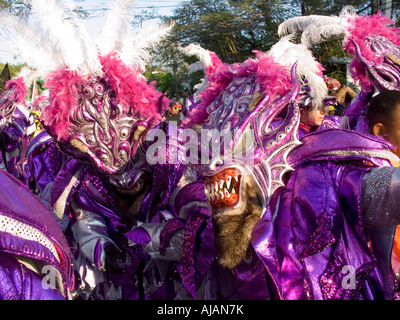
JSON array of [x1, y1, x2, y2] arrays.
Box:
[[204, 184, 209, 194], [219, 191, 224, 199], [232, 188, 236, 194], [226, 176, 232, 190], [224, 188, 229, 197], [214, 181, 218, 192], [219, 180, 224, 189], [234, 176, 239, 182]]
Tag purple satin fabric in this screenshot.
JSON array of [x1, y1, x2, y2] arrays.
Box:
[[251, 207, 281, 299], [288, 129, 395, 168], [0, 170, 71, 254], [0, 169, 73, 299], [1, 123, 26, 181], [245, 129, 397, 300], [298, 115, 342, 139], [25, 131, 65, 192], [271, 154, 392, 300], [0, 253, 65, 300], [125, 227, 152, 245], [342, 90, 373, 130], [50, 158, 86, 218], [168, 181, 216, 299]]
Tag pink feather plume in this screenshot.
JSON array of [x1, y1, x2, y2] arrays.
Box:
[[42, 52, 170, 141], [4, 77, 27, 105], [182, 51, 292, 128], [343, 13, 400, 91]]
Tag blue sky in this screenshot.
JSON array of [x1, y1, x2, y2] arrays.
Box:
[[77, 0, 187, 17], [0, 0, 189, 63]]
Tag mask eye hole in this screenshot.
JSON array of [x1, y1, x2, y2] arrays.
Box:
[[369, 63, 400, 89], [387, 54, 400, 67], [232, 127, 255, 156]]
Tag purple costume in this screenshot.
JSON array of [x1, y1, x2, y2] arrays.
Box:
[[181, 40, 316, 299], [274, 129, 399, 299], [181, 14, 400, 300], [0, 0, 219, 300], [0, 169, 74, 299], [274, 11, 400, 299], [0, 78, 36, 182]]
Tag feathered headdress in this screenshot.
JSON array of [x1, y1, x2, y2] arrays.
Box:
[[0, 0, 173, 174], [278, 10, 400, 92], [180, 35, 327, 128]]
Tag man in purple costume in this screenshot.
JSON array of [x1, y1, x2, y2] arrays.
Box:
[[181, 12, 400, 299], [0, 0, 214, 300], [180, 38, 326, 299], [269, 11, 400, 299], [0, 168, 74, 300], [0, 78, 36, 182]]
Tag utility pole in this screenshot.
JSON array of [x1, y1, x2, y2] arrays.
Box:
[[371, 0, 380, 14], [371, 0, 392, 18], [381, 0, 393, 18]]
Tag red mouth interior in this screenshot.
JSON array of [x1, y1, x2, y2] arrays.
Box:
[[204, 168, 241, 210]]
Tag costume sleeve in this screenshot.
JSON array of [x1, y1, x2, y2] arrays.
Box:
[[361, 166, 400, 228], [125, 222, 184, 261], [70, 198, 117, 270], [0, 254, 65, 300]]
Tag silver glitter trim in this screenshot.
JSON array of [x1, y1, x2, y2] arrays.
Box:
[[0, 215, 60, 262], [362, 166, 400, 228], [320, 149, 399, 164]]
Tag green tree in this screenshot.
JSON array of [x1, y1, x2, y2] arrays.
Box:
[[0, 0, 30, 16], [170, 0, 294, 63], [0, 63, 23, 78]]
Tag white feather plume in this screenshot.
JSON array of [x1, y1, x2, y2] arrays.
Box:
[[119, 22, 174, 72], [0, 11, 63, 77], [300, 21, 350, 48], [180, 44, 213, 67], [96, 0, 137, 56], [278, 15, 343, 37], [188, 61, 205, 74], [278, 13, 355, 49], [1, 0, 170, 79], [62, 0, 103, 76], [29, 0, 86, 72], [267, 35, 328, 107]]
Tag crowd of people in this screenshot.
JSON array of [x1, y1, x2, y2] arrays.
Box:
[[0, 0, 400, 301]]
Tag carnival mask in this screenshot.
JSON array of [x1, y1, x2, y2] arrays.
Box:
[[351, 35, 400, 92], [191, 62, 301, 269], [41, 53, 170, 178], [64, 78, 150, 175]]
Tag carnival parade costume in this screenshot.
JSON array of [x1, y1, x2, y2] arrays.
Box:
[[0, 78, 36, 181], [1, 0, 400, 301], [0, 0, 216, 300], [181, 11, 400, 299], [0, 163, 74, 299], [274, 10, 400, 299], [181, 37, 328, 299], [0, 78, 73, 299]]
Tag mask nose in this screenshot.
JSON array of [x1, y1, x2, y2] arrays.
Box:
[[209, 157, 223, 171]]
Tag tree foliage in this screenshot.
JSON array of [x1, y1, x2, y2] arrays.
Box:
[[170, 0, 293, 63], [1, 0, 399, 99], [164, 0, 399, 96]]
